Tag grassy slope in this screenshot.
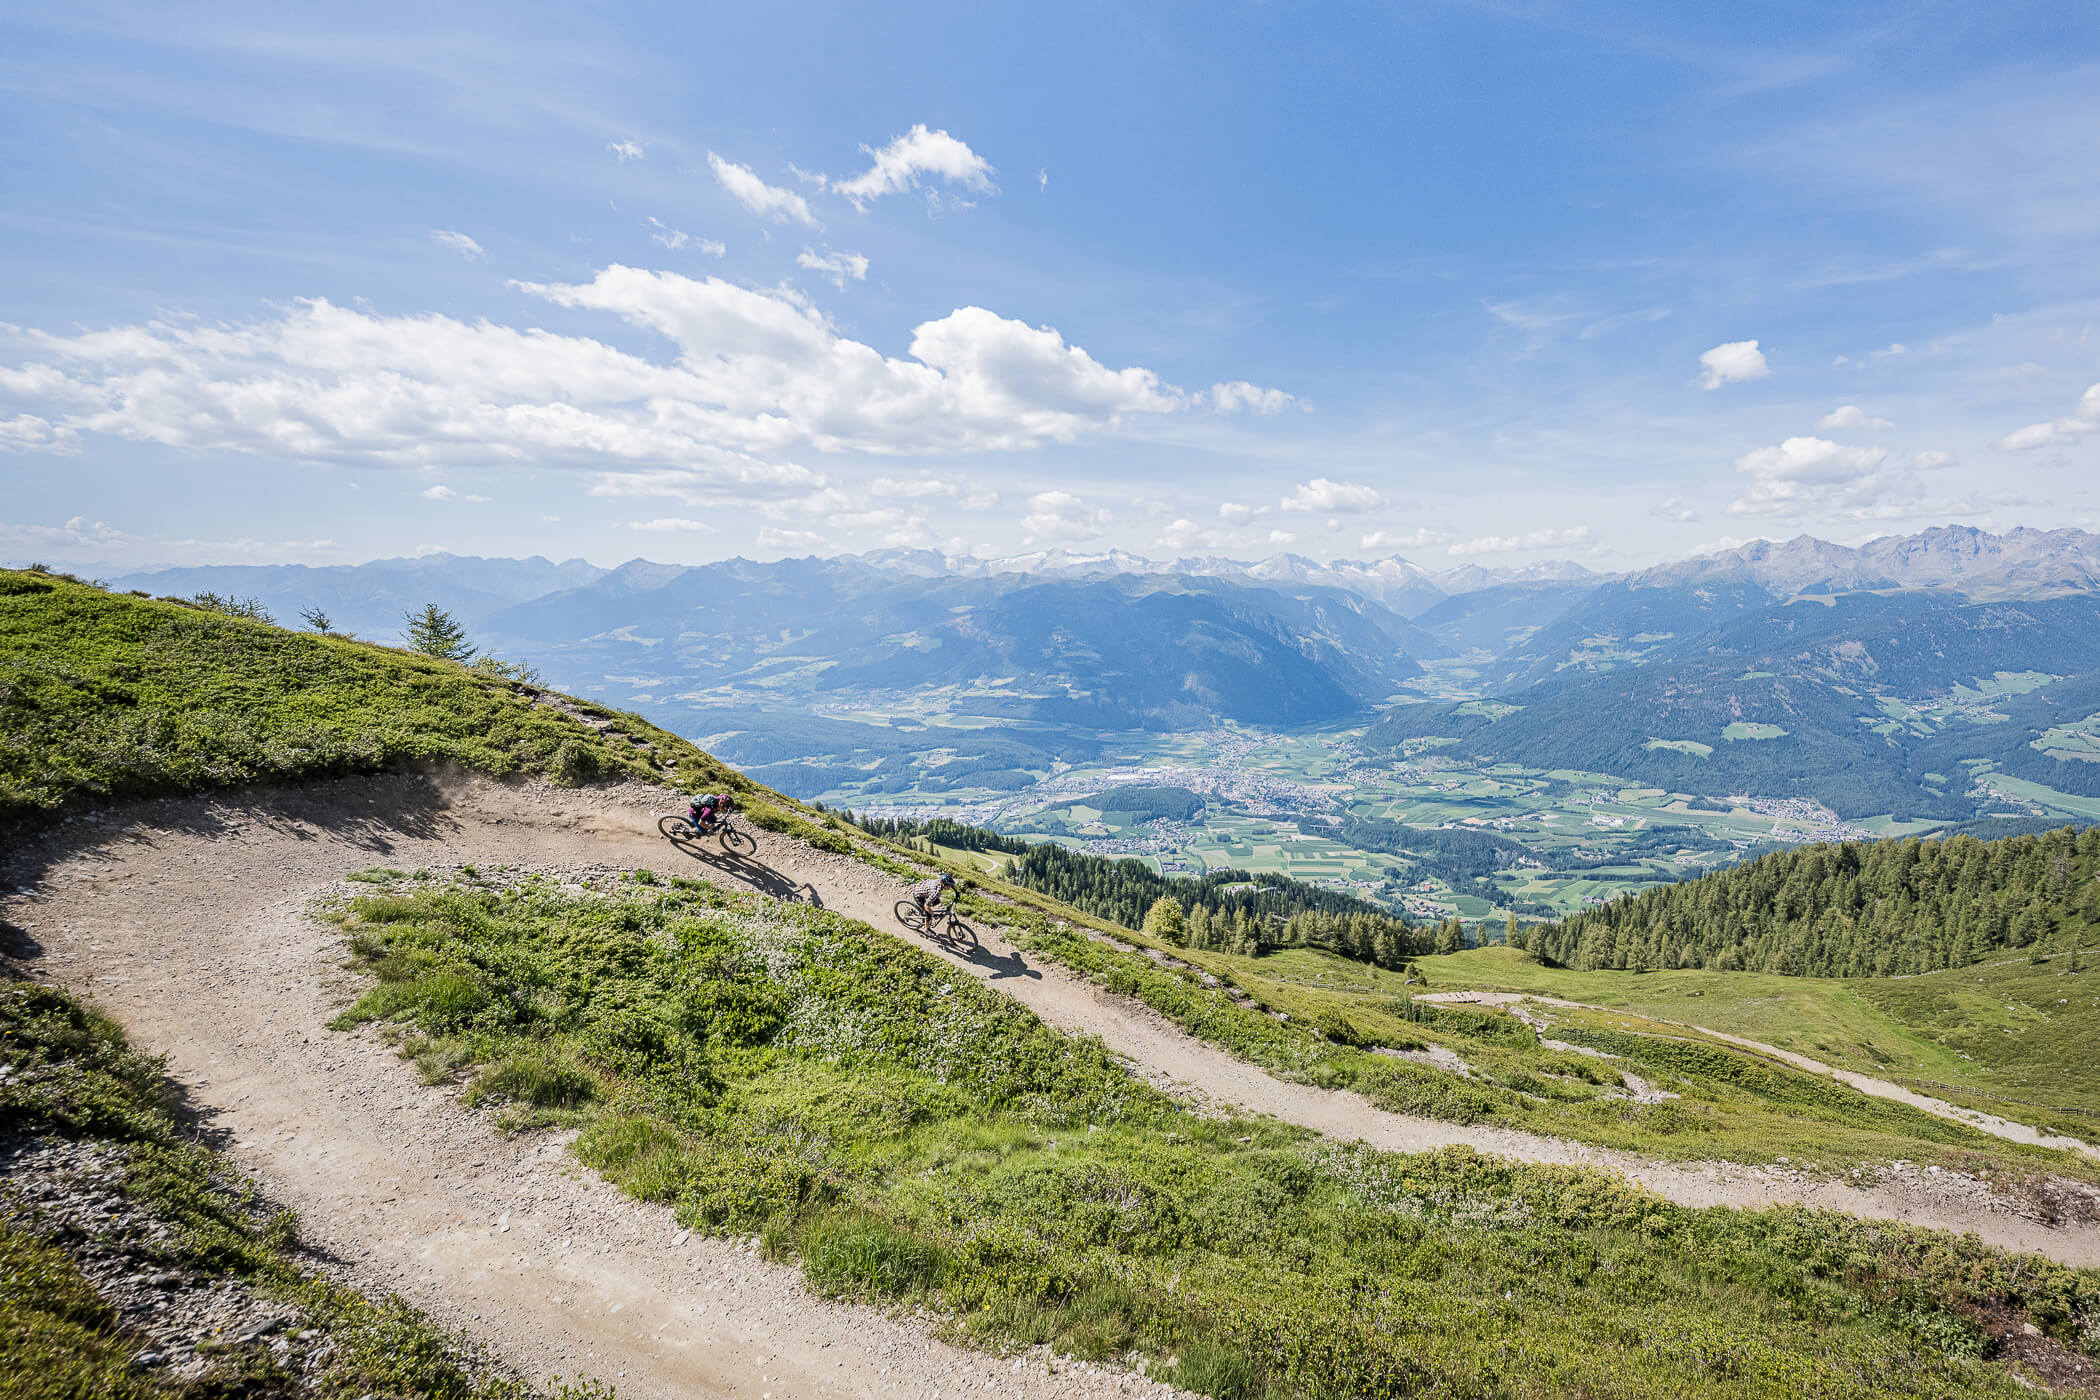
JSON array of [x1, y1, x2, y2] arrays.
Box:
[[5, 570, 2092, 1178], [0, 980, 544, 1400], [1399, 946, 2100, 1138], [331, 868, 2100, 1400]]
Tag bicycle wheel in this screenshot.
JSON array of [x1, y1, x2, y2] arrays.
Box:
[[718, 819, 757, 855], [945, 917, 977, 946], [657, 814, 697, 843], [894, 899, 926, 930]]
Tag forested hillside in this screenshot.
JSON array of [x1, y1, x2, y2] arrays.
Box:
[[1529, 826, 2100, 977]]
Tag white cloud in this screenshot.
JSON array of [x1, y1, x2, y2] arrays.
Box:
[[0, 267, 1232, 507], [834, 125, 997, 210], [787, 163, 828, 189], [869, 475, 965, 500], [1267, 530, 1297, 544], [429, 230, 485, 261], [797, 247, 870, 288], [1914, 449, 1952, 469], [1037, 168, 1049, 191], [1697, 339, 1769, 389], [757, 525, 828, 551], [707, 153, 818, 226], [1649, 497, 1701, 523], [0, 413, 79, 454], [1361, 527, 1449, 551], [1280, 478, 1382, 513], [625, 516, 716, 533], [608, 139, 645, 162], [1021, 490, 1110, 543], [1156, 518, 1222, 551], [1218, 502, 1258, 523], [0, 515, 132, 553], [1447, 526, 1593, 556], [1819, 404, 1894, 430], [1997, 381, 2100, 451], [421, 485, 456, 501], [1210, 380, 1297, 415], [647, 218, 725, 256], [1727, 435, 1889, 517]]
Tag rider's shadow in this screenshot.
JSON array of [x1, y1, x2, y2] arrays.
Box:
[[953, 939, 1041, 982], [667, 838, 823, 907]]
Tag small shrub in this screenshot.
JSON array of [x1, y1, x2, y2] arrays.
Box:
[[798, 1212, 949, 1299]]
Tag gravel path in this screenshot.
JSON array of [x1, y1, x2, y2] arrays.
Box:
[[4, 769, 2097, 1400]]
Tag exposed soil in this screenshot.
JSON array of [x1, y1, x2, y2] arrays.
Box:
[[5, 770, 2099, 1400]]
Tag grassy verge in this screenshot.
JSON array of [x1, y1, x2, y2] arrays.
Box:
[[0, 979, 558, 1400], [330, 868, 2100, 1399]]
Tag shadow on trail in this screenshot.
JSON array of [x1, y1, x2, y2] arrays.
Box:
[[0, 771, 463, 897], [661, 835, 823, 906], [945, 937, 1042, 983]]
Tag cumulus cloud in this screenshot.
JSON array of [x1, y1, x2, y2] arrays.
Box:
[[625, 517, 716, 532], [608, 139, 645, 162], [708, 153, 818, 226], [834, 125, 996, 210], [1267, 530, 1296, 545], [1211, 381, 1297, 415], [429, 230, 485, 261], [1218, 502, 1258, 523], [1727, 435, 1891, 517], [0, 267, 1237, 508], [1697, 339, 1769, 389], [1361, 527, 1449, 552], [1447, 526, 1593, 556], [647, 218, 725, 256], [1997, 381, 2100, 451], [1280, 478, 1382, 513], [1021, 490, 1110, 543], [1649, 497, 1701, 523], [420, 485, 456, 501], [1819, 404, 1894, 430], [796, 247, 870, 288], [868, 475, 998, 510]]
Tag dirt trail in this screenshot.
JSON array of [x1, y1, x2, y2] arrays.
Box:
[[4, 773, 2097, 1400], [1414, 991, 2100, 1161], [3, 774, 1190, 1400]]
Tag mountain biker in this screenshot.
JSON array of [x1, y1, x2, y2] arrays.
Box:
[[909, 872, 956, 919], [689, 792, 736, 830]]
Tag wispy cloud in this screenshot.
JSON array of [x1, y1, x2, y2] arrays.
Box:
[[707, 153, 817, 226], [607, 139, 644, 162], [647, 217, 724, 255], [1448, 526, 1593, 556], [625, 516, 717, 532], [1021, 489, 1110, 543], [1819, 404, 1893, 430], [428, 229, 485, 261], [796, 247, 869, 287]]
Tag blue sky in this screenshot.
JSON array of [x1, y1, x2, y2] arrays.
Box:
[[2, 0, 2097, 572]]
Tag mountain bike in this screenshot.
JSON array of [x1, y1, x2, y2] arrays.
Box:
[[895, 897, 975, 945], [658, 810, 758, 856]]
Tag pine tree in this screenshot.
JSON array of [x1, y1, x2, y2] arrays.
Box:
[[402, 603, 476, 663], [1143, 895, 1188, 945]]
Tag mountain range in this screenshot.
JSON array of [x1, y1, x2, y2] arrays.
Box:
[[108, 525, 2100, 820]]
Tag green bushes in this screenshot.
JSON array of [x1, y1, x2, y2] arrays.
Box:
[[0, 569, 752, 815]]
